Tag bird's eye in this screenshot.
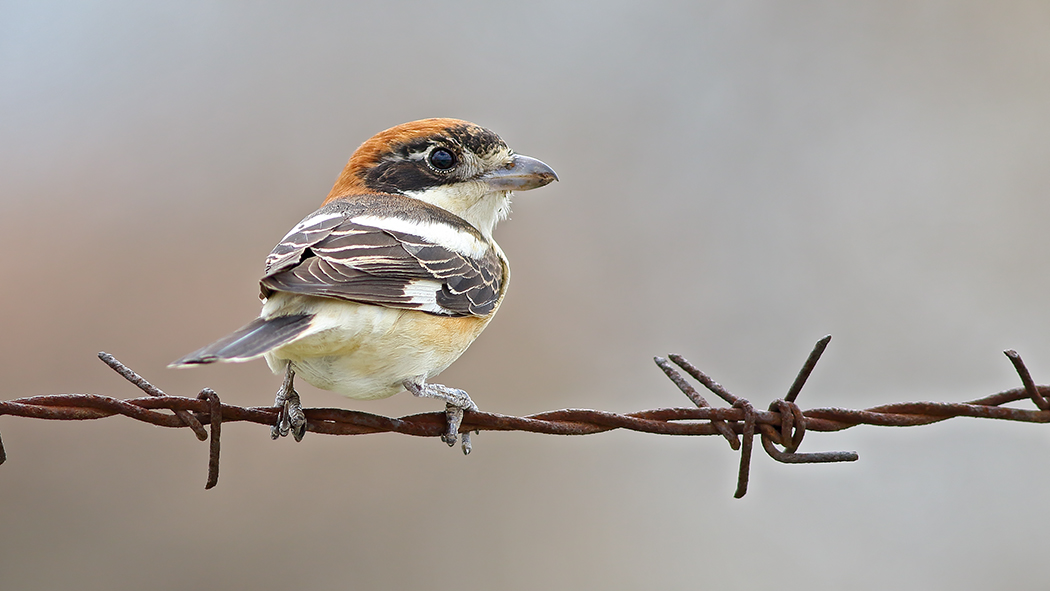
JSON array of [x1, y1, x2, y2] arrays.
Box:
[[428, 148, 456, 171]]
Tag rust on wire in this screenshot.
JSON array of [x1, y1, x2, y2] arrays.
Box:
[[1004, 349, 1049, 411], [785, 334, 832, 403], [197, 388, 222, 490], [1, 339, 1049, 496], [97, 352, 209, 440]]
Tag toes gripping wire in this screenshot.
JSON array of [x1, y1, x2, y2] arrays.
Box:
[[3, 339, 1050, 498]]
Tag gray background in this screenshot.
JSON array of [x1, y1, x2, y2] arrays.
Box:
[[2, 2, 1049, 589]]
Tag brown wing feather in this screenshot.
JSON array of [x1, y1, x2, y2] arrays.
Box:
[[260, 205, 503, 317]]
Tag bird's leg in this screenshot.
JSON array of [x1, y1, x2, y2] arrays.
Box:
[[272, 363, 307, 442], [403, 380, 477, 454]]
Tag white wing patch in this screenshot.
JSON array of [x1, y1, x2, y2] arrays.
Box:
[[400, 279, 446, 314], [350, 214, 489, 259], [277, 211, 344, 243], [261, 198, 505, 317]]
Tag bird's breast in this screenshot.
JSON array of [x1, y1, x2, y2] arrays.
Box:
[[263, 298, 497, 400]]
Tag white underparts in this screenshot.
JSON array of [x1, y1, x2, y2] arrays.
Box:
[[259, 292, 490, 400]]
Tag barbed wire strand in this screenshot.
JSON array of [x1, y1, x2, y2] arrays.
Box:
[[1, 336, 1049, 497]]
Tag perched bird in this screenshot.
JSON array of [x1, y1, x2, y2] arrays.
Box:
[[171, 118, 557, 452]]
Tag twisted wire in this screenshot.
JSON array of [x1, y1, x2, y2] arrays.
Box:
[[1, 338, 1047, 497]]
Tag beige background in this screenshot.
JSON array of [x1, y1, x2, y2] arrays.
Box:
[[3, 2, 1050, 589]]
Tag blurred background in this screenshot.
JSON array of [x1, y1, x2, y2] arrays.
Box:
[[2, 1, 1049, 589]]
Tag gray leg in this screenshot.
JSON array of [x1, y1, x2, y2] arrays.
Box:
[[403, 380, 478, 454], [272, 363, 307, 442]]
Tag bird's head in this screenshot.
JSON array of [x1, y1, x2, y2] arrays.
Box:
[[324, 118, 557, 239]]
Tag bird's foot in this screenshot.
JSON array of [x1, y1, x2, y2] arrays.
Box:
[[403, 380, 477, 454], [272, 366, 307, 442]]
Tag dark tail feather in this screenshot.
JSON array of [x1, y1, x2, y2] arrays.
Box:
[[169, 314, 314, 367]]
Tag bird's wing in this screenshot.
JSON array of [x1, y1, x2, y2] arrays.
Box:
[[261, 206, 504, 317]]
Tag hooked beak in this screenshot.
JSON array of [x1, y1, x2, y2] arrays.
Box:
[[481, 154, 558, 192]]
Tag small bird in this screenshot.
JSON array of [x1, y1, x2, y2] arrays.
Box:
[[171, 118, 557, 452]]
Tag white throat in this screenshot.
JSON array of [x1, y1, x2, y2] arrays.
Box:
[[403, 182, 512, 240]]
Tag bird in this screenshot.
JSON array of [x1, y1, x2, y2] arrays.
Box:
[[170, 118, 557, 453]]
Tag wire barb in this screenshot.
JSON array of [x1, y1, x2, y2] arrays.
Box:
[[654, 357, 738, 449], [197, 388, 222, 489], [732, 399, 756, 498], [99, 352, 208, 440], [1, 339, 1049, 497], [667, 354, 739, 404], [785, 335, 831, 403], [661, 336, 857, 496], [1004, 349, 1049, 410]]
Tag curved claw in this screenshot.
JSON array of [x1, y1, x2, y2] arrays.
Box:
[[272, 365, 307, 442], [404, 380, 477, 454]]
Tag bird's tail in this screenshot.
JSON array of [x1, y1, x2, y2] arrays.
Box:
[[169, 314, 314, 367]]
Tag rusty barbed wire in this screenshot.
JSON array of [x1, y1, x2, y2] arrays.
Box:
[[1, 336, 1048, 497]]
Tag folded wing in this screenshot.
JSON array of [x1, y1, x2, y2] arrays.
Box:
[[261, 199, 504, 317]]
